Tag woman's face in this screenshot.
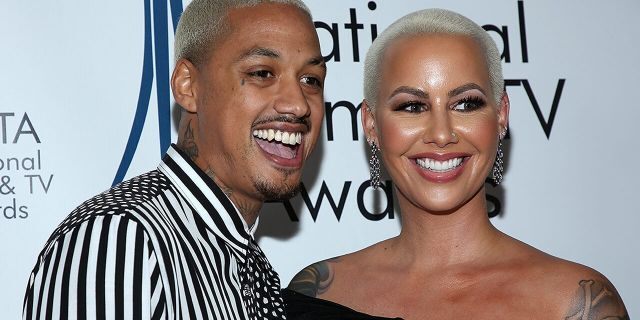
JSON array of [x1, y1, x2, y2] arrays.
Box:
[[363, 34, 509, 213]]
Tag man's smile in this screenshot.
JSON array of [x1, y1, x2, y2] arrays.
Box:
[[253, 129, 302, 160]]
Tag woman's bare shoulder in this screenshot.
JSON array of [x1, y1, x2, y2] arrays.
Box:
[[509, 239, 629, 318], [287, 239, 391, 298], [544, 259, 628, 319], [287, 256, 341, 298]]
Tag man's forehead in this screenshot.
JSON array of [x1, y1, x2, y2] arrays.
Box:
[[206, 3, 320, 65], [226, 2, 310, 28]]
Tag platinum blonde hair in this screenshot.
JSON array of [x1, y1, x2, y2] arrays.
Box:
[[174, 0, 312, 66], [363, 8, 504, 108]]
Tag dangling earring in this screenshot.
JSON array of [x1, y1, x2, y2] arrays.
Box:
[[368, 140, 381, 189], [492, 129, 506, 185]]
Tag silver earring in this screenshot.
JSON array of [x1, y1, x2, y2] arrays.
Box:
[[492, 130, 506, 185], [369, 141, 381, 189]]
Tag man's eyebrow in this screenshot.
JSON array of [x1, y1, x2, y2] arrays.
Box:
[[448, 83, 486, 97], [237, 47, 280, 61], [308, 56, 327, 71], [237, 48, 326, 71], [388, 86, 429, 100]]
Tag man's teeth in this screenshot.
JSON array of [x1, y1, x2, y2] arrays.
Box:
[[252, 129, 302, 145], [416, 157, 464, 172]]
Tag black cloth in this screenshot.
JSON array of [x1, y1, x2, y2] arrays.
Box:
[[283, 288, 403, 320]]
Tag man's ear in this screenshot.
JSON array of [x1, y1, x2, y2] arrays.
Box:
[[361, 100, 378, 144], [171, 58, 198, 113]]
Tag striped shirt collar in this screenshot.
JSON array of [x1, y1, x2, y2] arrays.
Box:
[[158, 144, 255, 263]]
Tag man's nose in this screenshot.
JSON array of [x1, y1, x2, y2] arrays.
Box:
[[273, 77, 311, 119]]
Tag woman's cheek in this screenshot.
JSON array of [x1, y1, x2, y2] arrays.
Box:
[[379, 118, 423, 152]]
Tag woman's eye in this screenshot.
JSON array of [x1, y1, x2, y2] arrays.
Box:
[[247, 70, 274, 78], [301, 76, 322, 88], [398, 102, 425, 113], [452, 97, 486, 112]]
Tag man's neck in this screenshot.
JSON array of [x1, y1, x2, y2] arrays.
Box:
[[201, 161, 262, 227], [177, 139, 262, 226], [176, 119, 262, 227], [227, 193, 261, 227]]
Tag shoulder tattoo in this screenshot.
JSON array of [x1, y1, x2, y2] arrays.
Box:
[[288, 258, 339, 298], [564, 279, 629, 320]]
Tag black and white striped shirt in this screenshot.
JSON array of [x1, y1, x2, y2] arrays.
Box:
[[23, 145, 287, 319]]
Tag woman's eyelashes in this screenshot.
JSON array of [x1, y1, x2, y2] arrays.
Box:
[[397, 100, 427, 113], [452, 96, 486, 112], [393, 94, 487, 114]]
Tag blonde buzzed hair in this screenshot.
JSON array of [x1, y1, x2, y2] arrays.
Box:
[[174, 0, 312, 66], [363, 8, 504, 108]]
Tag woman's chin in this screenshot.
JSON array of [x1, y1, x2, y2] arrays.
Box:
[[399, 186, 485, 215]]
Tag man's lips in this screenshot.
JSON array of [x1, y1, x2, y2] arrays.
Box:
[[253, 127, 305, 167]]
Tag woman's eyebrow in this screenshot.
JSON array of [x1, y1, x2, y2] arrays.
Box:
[[448, 83, 486, 97], [388, 86, 428, 100]]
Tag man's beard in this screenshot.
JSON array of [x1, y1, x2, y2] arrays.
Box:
[[253, 176, 302, 201]]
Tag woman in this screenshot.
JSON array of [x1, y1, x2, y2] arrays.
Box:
[[283, 8, 628, 319]]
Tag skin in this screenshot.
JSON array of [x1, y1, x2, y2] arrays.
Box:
[[171, 3, 326, 225], [289, 34, 627, 319]]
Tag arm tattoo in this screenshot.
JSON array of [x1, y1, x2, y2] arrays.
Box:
[[564, 279, 629, 320], [288, 259, 339, 297], [179, 119, 198, 159]]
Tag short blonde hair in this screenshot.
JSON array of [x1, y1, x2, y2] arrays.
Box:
[[363, 8, 503, 108], [174, 0, 312, 66]]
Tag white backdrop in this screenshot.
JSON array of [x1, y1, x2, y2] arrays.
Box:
[[1, 0, 638, 318]]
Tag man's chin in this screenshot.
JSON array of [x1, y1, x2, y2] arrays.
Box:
[[254, 179, 302, 202]]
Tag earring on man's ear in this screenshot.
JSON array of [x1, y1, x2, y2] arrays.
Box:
[[492, 128, 507, 186], [368, 140, 381, 190]]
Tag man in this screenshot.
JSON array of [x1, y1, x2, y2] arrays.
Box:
[[23, 0, 326, 319]]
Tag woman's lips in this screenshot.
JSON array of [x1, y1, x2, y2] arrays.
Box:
[[410, 153, 469, 183]]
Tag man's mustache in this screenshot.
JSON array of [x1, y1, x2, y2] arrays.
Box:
[[253, 115, 311, 131]]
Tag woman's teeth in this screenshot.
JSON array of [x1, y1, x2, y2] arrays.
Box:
[[253, 129, 302, 145], [416, 157, 464, 172]]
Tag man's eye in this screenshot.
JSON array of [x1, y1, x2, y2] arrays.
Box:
[[247, 70, 274, 78], [452, 97, 486, 112], [300, 76, 322, 88], [397, 101, 425, 113]]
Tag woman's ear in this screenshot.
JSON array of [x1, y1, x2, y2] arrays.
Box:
[[498, 91, 510, 137], [361, 100, 379, 144], [171, 58, 199, 113]]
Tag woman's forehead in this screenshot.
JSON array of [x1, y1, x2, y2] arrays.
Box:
[[378, 34, 490, 91]]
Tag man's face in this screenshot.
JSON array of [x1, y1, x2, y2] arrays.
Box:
[[192, 3, 325, 202]]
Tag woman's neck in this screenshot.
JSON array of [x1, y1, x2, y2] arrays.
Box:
[[391, 190, 505, 269]]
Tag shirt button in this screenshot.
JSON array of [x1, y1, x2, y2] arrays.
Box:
[[242, 284, 251, 297]]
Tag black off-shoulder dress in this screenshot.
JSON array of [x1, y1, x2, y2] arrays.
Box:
[[283, 288, 403, 320]]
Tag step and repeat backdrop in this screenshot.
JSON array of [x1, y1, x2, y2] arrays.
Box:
[[1, 0, 638, 317]]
